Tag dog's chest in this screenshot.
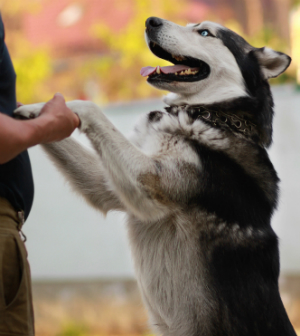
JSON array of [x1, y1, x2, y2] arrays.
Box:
[[130, 111, 180, 156], [126, 212, 207, 323], [130, 109, 229, 158]]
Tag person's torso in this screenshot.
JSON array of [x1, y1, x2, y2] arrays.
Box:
[[0, 14, 34, 220]]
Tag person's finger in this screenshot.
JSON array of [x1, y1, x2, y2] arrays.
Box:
[[42, 93, 65, 111], [54, 92, 64, 100], [53, 93, 66, 105]]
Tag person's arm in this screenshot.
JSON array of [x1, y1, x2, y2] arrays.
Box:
[[0, 93, 80, 164]]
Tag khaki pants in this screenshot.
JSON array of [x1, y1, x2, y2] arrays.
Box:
[[0, 198, 34, 336]]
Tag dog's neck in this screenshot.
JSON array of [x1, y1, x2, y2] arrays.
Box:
[[165, 104, 261, 146], [163, 86, 248, 107]]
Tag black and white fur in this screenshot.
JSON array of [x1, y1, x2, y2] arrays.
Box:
[[15, 17, 296, 336]]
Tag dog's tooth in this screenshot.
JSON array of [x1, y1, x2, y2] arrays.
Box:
[[156, 66, 161, 74]]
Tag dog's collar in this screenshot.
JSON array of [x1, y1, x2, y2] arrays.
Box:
[[165, 105, 259, 143]]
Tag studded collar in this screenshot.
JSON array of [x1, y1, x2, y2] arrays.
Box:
[[165, 105, 259, 143]]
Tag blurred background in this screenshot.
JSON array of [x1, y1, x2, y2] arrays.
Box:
[[1, 0, 300, 335]]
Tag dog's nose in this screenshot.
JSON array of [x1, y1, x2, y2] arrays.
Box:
[[146, 17, 163, 29]]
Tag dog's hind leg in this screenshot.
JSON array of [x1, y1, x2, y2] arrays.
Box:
[[42, 138, 124, 214]]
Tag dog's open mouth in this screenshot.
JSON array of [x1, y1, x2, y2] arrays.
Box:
[[141, 41, 210, 83]]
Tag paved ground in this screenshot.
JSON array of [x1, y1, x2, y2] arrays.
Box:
[[32, 276, 300, 336]]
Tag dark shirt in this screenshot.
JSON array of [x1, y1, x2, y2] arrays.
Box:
[[0, 15, 34, 220]]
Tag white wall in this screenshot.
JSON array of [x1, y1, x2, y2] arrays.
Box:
[[24, 86, 300, 280]]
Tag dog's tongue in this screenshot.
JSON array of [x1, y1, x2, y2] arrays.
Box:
[[141, 65, 194, 77]]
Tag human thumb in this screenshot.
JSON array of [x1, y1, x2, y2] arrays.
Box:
[[53, 92, 65, 101]]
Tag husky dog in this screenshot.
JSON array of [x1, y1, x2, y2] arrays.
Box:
[[15, 17, 296, 336]]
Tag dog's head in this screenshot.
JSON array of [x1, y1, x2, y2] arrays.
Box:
[[141, 17, 291, 146]]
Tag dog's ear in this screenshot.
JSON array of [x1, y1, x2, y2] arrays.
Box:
[[253, 47, 291, 79]]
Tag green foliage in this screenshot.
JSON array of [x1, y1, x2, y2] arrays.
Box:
[[226, 19, 288, 52], [14, 47, 52, 103], [0, 0, 41, 15], [2, 0, 52, 103]]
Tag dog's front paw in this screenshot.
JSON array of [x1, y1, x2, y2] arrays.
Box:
[[66, 100, 100, 132], [14, 103, 45, 119]]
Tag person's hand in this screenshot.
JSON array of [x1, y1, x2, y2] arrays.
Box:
[[0, 94, 80, 163], [38, 93, 80, 143]]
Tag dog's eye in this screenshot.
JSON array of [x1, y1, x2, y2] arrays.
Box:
[[199, 30, 211, 37]]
